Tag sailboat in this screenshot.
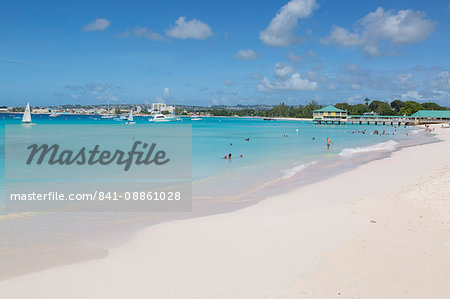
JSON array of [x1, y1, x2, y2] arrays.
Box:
[[21, 102, 35, 126], [125, 110, 136, 125]]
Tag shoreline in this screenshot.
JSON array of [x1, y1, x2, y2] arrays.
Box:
[[0, 125, 429, 281], [288, 125, 450, 298], [0, 125, 448, 297]]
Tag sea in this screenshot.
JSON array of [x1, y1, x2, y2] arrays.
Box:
[[0, 113, 434, 279]]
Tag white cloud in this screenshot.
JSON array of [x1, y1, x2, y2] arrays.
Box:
[[321, 7, 437, 56], [259, 0, 318, 47], [286, 50, 304, 62], [234, 49, 258, 60], [350, 83, 361, 90], [165, 17, 213, 39], [274, 62, 294, 77], [258, 73, 318, 91], [64, 82, 120, 102], [344, 94, 362, 103], [400, 90, 424, 101], [396, 73, 416, 90], [224, 79, 235, 86], [344, 62, 359, 72], [83, 18, 110, 32], [163, 87, 170, 98], [119, 27, 163, 40], [425, 71, 450, 91]]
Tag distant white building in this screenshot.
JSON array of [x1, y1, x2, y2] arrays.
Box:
[[32, 108, 50, 114], [151, 102, 174, 113]]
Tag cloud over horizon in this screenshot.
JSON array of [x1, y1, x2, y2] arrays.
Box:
[[165, 17, 213, 39], [258, 73, 318, 92], [119, 27, 163, 40], [321, 7, 437, 56], [83, 18, 111, 32], [234, 49, 259, 60], [259, 0, 318, 47], [274, 62, 294, 77]]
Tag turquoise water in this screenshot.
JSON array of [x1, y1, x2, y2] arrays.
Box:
[[0, 112, 431, 279], [0, 113, 424, 206]]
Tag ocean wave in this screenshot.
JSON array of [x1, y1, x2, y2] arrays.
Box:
[[339, 140, 399, 157], [282, 161, 317, 179]]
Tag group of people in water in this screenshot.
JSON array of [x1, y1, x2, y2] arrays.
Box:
[[371, 129, 393, 135], [224, 134, 336, 159], [223, 122, 420, 160], [224, 139, 246, 159], [349, 127, 401, 136], [224, 153, 244, 159]]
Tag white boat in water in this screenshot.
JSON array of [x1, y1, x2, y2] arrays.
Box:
[[49, 111, 61, 117], [125, 110, 136, 125], [148, 114, 180, 122], [191, 117, 202, 121], [114, 115, 127, 121], [21, 102, 35, 126]]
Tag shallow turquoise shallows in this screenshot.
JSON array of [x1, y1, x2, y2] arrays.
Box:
[[0, 113, 426, 208]]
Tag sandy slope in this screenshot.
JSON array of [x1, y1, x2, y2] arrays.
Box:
[[288, 125, 450, 299], [0, 125, 448, 299]]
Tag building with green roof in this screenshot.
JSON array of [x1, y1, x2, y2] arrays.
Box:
[[410, 110, 450, 124], [313, 105, 348, 124]]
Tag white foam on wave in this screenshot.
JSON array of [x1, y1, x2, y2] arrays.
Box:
[[282, 161, 317, 179], [339, 140, 399, 158]]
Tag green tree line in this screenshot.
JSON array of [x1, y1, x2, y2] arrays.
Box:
[[204, 99, 447, 118], [335, 99, 447, 116]]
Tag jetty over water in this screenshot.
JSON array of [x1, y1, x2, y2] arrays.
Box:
[[346, 115, 410, 125], [313, 115, 410, 125], [313, 105, 450, 126]]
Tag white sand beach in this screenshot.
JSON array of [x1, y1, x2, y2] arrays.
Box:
[[1, 125, 449, 299]]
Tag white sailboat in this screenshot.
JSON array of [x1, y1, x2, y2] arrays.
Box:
[[21, 102, 35, 126], [125, 110, 136, 125]]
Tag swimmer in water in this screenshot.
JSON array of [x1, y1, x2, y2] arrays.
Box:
[[327, 137, 333, 151]]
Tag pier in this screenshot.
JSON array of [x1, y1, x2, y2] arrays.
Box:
[[312, 106, 449, 126], [313, 118, 347, 125], [346, 115, 410, 126]]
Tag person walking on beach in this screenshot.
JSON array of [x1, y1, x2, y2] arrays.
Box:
[[327, 137, 333, 151]]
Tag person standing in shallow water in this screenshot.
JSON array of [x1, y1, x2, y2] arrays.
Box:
[[327, 137, 333, 151]]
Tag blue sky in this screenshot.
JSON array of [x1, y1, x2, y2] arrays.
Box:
[[0, 0, 449, 106]]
